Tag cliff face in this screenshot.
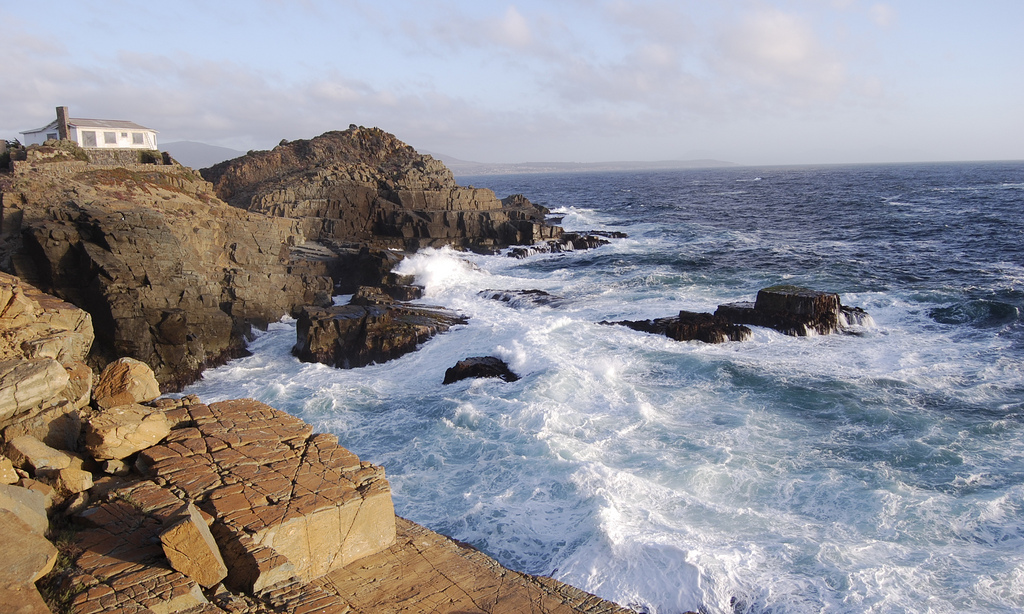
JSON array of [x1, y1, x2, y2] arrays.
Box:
[[203, 126, 561, 252], [0, 156, 332, 389]]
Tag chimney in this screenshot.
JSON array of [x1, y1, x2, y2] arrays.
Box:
[[56, 106, 70, 141]]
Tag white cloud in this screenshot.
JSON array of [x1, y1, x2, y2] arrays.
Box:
[[715, 8, 847, 105]]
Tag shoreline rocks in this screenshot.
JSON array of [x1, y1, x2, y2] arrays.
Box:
[[606, 285, 870, 344]]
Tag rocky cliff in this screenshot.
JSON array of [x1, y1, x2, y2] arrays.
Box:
[[202, 126, 562, 252]]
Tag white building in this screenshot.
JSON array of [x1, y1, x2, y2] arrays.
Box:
[[20, 106, 158, 150]]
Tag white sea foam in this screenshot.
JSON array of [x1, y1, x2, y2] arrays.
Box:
[[185, 166, 1024, 613]]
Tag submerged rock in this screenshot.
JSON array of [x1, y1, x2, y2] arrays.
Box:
[[443, 356, 520, 384], [605, 310, 752, 344], [479, 288, 562, 308], [507, 231, 626, 259]]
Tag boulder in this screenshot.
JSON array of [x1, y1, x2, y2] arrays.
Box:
[[84, 403, 171, 460], [443, 357, 521, 384], [294, 303, 467, 369], [1, 401, 82, 451], [160, 502, 229, 588], [46, 465, 94, 496], [92, 357, 161, 409]]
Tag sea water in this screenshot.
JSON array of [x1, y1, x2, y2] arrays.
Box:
[[183, 162, 1024, 613]]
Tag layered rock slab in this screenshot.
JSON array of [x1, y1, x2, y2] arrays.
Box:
[[137, 398, 396, 588]]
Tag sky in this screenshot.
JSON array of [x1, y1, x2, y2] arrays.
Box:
[[2, 1, 1022, 166]]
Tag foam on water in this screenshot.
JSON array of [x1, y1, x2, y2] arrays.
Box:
[[184, 163, 1024, 613]]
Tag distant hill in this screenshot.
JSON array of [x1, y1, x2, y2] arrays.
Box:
[[425, 152, 736, 177], [162, 141, 246, 170]]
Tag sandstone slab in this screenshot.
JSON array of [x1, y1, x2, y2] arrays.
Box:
[[138, 399, 396, 587], [84, 403, 171, 460], [160, 502, 228, 588], [4, 434, 76, 472], [323, 517, 634, 614], [0, 508, 57, 611], [0, 358, 69, 422]]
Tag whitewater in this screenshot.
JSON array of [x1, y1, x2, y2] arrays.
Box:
[[182, 162, 1024, 613]]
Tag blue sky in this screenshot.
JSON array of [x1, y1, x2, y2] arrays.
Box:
[[3, 1, 1022, 165]]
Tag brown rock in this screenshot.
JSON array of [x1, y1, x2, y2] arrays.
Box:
[[160, 502, 229, 588], [84, 403, 171, 460], [92, 357, 161, 409], [294, 302, 467, 369], [1, 400, 82, 451], [0, 508, 58, 587], [47, 465, 94, 495]]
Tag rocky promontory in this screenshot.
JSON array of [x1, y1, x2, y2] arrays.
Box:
[[202, 127, 561, 253]]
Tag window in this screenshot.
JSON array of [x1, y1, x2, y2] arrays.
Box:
[[82, 131, 97, 147], [121, 132, 128, 138], [132, 132, 145, 145], [46, 133, 58, 141], [103, 131, 117, 145]]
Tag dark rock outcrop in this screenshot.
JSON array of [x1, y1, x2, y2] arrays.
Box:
[[443, 356, 520, 384], [605, 310, 753, 344], [203, 126, 563, 253], [716, 285, 863, 336], [294, 301, 467, 369], [1, 161, 332, 389]]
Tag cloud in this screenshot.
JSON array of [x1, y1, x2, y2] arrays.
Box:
[[494, 5, 533, 49], [869, 3, 896, 28]]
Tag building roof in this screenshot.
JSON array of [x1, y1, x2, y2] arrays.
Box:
[[21, 117, 157, 135]]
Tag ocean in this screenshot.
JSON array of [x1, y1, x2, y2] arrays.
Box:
[[182, 162, 1024, 613]]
